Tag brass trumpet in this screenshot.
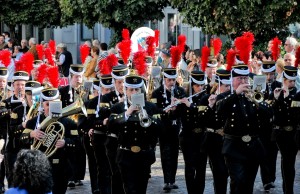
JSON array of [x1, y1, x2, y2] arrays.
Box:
[[245, 84, 264, 104]]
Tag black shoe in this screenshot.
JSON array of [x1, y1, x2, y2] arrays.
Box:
[[75, 180, 83, 186], [0, 187, 5, 194], [264, 182, 275, 191], [68, 181, 75, 188], [163, 183, 171, 191], [170, 183, 179, 189], [93, 189, 101, 194]]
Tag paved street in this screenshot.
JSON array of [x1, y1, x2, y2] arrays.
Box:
[[67, 147, 300, 194]]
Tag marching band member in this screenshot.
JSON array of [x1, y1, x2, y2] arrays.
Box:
[[272, 66, 299, 194], [178, 70, 208, 194], [59, 64, 87, 187], [216, 63, 269, 194], [151, 67, 186, 191], [8, 81, 42, 180], [199, 69, 231, 194], [101, 64, 129, 194], [0, 67, 9, 192], [3, 71, 29, 187], [21, 87, 79, 194], [108, 71, 161, 194], [86, 76, 114, 194], [259, 61, 280, 191]]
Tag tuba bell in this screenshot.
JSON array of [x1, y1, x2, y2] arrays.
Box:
[[31, 97, 87, 157]]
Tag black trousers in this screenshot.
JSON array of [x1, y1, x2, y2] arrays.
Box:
[[225, 156, 259, 194], [51, 157, 68, 194], [4, 152, 17, 188], [105, 136, 125, 194], [204, 132, 228, 194], [276, 130, 298, 194], [259, 135, 278, 185], [93, 134, 111, 194], [179, 132, 207, 194], [117, 149, 155, 194], [82, 134, 99, 193], [159, 124, 179, 184]]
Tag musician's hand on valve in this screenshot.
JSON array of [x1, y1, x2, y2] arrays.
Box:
[[236, 84, 250, 95], [274, 88, 282, 100], [208, 94, 217, 108], [30, 129, 46, 140], [180, 97, 191, 108], [55, 139, 65, 148]]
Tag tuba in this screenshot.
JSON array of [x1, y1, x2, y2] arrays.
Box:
[[31, 97, 87, 157]]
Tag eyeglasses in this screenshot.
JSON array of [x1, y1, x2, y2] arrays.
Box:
[[284, 59, 291, 62]]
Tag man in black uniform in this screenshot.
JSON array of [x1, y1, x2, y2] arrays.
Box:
[[178, 70, 208, 194], [8, 80, 42, 176], [0, 67, 9, 193], [59, 64, 86, 188], [150, 68, 186, 191], [216, 64, 269, 194], [108, 73, 161, 194], [272, 66, 299, 194], [259, 61, 279, 191], [3, 71, 29, 188], [199, 69, 231, 194], [101, 65, 129, 194], [20, 87, 79, 194], [86, 75, 114, 194]]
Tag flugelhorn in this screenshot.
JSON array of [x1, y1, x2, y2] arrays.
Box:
[[137, 105, 152, 128]]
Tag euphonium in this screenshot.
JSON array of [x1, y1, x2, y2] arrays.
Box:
[[138, 105, 152, 128], [31, 97, 87, 157]]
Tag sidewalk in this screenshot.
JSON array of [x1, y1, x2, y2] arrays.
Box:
[[67, 147, 300, 194]]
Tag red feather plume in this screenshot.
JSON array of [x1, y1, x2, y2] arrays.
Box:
[[36, 44, 44, 60], [119, 39, 131, 65], [146, 36, 155, 57], [271, 37, 282, 61], [294, 46, 300, 68], [133, 51, 146, 76], [44, 48, 54, 66], [154, 30, 160, 47], [177, 35, 186, 52], [47, 66, 60, 88], [80, 44, 90, 64], [201, 46, 210, 71], [122, 29, 130, 40], [226, 49, 236, 71], [100, 54, 118, 75], [234, 31, 255, 65], [48, 40, 56, 55], [36, 63, 48, 83], [0, 50, 11, 67], [15, 53, 34, 75], [170, 46, 181, 68], [213, 38, 222, 56]]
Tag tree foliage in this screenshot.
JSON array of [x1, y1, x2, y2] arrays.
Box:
[[170, 0, 300, 46], [0, 0, 62, 36], [59, 0, 168, 46]]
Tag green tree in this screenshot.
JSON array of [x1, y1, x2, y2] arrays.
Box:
[[0, 0, 62, 38], [59, 0, 168, 46], [170, 0, 300, 48]]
